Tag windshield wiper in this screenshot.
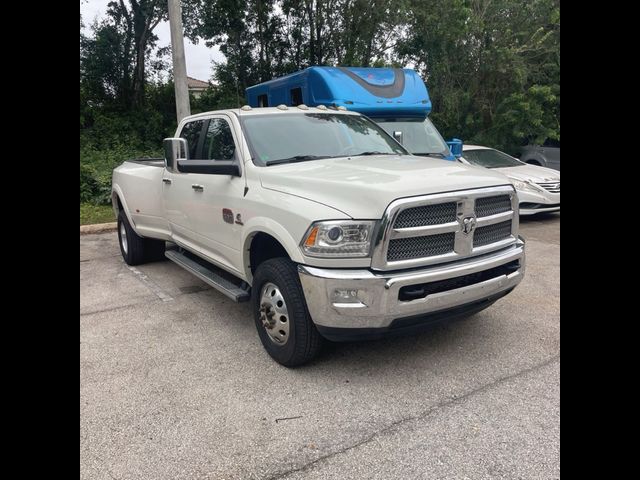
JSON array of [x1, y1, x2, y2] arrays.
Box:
[[351, 151, 399, 156], [265, 155, 330, 166], [415, 152, 446, 158]]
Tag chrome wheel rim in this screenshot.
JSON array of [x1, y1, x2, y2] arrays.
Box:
[[120, 223, 128, 255], [259, 282, 290, 345]]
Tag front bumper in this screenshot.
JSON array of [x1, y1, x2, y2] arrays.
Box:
[[298, 238, 525, 339], [517, 189, 560, 215]]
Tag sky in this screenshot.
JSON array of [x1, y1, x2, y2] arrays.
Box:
[[80, 0, 225, 82]]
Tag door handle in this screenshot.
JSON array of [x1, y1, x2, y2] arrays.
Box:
[[192, 184, 204, 192], [162, 178, 172, 184]]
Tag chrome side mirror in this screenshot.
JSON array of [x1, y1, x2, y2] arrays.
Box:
[[163, 138, 188, 172], [393, 131, 403, 145]]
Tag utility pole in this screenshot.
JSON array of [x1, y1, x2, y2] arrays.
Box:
[[168, 0, 190, 122]]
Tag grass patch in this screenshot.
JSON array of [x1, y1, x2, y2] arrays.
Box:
[[80, 203, 116, 225]]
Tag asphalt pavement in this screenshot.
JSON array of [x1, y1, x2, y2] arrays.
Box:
[[80, 213, 559, 480]]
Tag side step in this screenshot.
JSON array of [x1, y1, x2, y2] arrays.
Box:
[[165, 249, 250, 302]]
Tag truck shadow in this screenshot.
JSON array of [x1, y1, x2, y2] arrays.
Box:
[[300, 311, 502, 372]]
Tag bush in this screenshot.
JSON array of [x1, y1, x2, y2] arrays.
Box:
[[80, 143, 161, 205]]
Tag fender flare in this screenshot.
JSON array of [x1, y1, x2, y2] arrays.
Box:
[[111, 185, 139, 234], [241, 218, 305, 283]]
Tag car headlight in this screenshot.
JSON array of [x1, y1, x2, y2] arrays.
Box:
[[510, 179, 540, 192], [301, 220, 376, 257]]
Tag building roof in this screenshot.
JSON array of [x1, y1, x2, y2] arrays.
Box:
[[187, 77, 209, 89]]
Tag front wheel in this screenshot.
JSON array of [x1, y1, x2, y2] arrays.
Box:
[[251, 258, 323, 367]]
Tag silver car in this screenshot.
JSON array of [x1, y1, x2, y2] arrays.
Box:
[[520, 139, 560, 171]]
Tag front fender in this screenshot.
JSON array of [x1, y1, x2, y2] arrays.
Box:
[[241, 218, 306, 283]]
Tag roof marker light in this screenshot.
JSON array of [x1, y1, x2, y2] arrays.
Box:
[[316, 105, 327, 110], [337, 106, 347, 111], [297, 104, 309, 110], [241, 105, 252, 111], [277, 104, 288, 110]]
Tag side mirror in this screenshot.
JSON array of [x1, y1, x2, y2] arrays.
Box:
[[446, 138, 463, 158], [392, 131, 403, 145], [163, 137, 188, 171]]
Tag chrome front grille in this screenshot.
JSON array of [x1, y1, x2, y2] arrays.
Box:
[[394, 202, 457, 228], [372, 186, 518, 270], [475, 195, 511, 217], [536, 181, 560, 193], [473, 220, 513, 247], [387, 232, 455, 261]]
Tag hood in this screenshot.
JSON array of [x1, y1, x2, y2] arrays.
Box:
[[258, 155, 511, 219], [494, 164, 560, 183]]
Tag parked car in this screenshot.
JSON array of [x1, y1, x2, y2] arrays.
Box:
[[460, 145, 560, 215], [519, 139, 560, 171], [112, 107, 526, 367]]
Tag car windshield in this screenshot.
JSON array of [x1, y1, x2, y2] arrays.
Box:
[[462, 148, 524, 168], [376, 118, 450, 156], [241, 112, 407, 166]]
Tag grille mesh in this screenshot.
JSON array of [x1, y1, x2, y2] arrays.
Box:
[[387, 232, 455, 261], [473, 221, 512, 247], [393, 202, 457, 228], [475, 195, 511, 217]]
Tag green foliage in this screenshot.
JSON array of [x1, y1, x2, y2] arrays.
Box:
[[81, 0, 560, 210], [80, 203, 116, 225], [80, 143, 162, 205], [397, 0, 560, 154]]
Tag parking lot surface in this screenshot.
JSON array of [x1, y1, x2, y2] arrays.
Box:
[[80, 214, 559, 480]]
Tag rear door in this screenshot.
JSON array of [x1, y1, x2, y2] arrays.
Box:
[[162, 118, 206, 246]]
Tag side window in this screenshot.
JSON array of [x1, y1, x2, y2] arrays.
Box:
[[258, 94, 268, 107], [290, 87, 303, 106], [179, 120, 204, 159], [202, 118, 236, 160]]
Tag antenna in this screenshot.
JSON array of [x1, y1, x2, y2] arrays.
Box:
[[235, 75, 241, 112]]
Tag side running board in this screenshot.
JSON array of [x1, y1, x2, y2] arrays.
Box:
[[165, 248, 250, 302]]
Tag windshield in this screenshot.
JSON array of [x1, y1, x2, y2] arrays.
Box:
[[241, 113, 408, 166], [462, 149, 524, 168], [376, 118, 450, 156]]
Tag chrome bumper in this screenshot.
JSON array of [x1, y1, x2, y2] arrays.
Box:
[[298, 239, 525, 331]]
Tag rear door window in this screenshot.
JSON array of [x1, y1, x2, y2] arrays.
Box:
[[179, 120, 205, 159]]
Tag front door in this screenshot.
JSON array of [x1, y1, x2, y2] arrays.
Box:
[[176, 115, 246, 273]]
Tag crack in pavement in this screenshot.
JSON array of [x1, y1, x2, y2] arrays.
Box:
[[264, 354, 560, 480]]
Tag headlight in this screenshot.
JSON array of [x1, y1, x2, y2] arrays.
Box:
[[301, 220, 376, 257], [510, 179, 539, 192]]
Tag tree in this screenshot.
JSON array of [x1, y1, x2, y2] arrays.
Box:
[[107, 0, 168, 107], [397, 0, 560, 153]]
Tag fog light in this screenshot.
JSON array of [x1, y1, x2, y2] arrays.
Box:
[[332, 289, 359, 303]]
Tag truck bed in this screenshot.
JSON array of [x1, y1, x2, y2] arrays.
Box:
[[125, 158, 165, 167], [113, 158, 171, 240]]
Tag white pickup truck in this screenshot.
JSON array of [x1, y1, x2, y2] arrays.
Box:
[[112, 105, 525, 366]]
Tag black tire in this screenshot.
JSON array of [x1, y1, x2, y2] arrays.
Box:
[[117, 210, 166, 266], [251, 257, 323, 367]]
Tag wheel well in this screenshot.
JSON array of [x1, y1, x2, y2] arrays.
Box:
[[249, 233, 290, 275], [524, 159, 542, 166], [113, 193, 124, 211]]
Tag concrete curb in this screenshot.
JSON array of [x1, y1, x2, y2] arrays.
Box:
[[80, 222, 117, 235]]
